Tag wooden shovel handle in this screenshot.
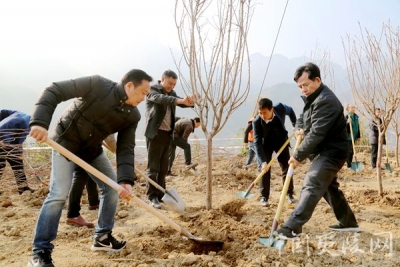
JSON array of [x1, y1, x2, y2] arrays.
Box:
[[46, 138, 193, 239]]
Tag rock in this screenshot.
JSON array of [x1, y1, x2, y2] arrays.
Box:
[[117, 210, 129, 218], [1, 200, 12, 208], [181, 253, 198, 266], [5, 211, 16, 217]]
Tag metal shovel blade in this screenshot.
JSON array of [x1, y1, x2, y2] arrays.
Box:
[[161, 188, 185, 213], [236, 191, 254, 199], [351, 161, 363, 173], [258, 236, 286, 250], [385, 163, 393, 173]]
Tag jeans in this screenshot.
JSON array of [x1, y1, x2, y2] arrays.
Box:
[[168, 136, 191, 171], [146, 130, 171, 201], [283, 154, 358, 231], [245, 142, 261, 168], [32, 150, 119, 253], [67, 165, 99, 218]]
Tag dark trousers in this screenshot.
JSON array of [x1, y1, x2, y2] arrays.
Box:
[[146, 130, 171, 200], [168, 136, 191, 171], [371, 144, 378, 168], [346, 140, 354, 168], [0, 146, 28, 189], [259, 145, 293, 199], [283, 155, 358, 231], [67, 165, 99, 218]]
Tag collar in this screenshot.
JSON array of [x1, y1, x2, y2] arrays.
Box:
[[301, 83, 325, 104], [263, 112, 275, 124], [116, 83, 128, 105]]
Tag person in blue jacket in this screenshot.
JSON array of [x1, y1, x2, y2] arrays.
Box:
[[0, 109, 34, 194], [253, 99, 297, 207]]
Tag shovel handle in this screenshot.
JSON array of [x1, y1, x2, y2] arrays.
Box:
[[47, 138, 195, 239], [134, 168, 167, 194]]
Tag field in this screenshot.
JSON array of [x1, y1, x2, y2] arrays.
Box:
[[1, 147, 400, 267]]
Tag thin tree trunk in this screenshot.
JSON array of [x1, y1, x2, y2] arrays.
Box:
[[377, 133, 384, 197], [396, 134, 399, 167], [206, 135, 212, 210]]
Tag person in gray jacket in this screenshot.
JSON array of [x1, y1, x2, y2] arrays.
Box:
[[167, 117, 201, 176], [144, 70, 194, 208], [276, 63, 359, 240], [27, 69, 152, 267]]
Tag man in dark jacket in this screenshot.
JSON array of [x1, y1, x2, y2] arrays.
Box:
[[276, 63, 359, 240], [345, 104, 361, 168], [144, 70, 194, 208], [27, 69, 153, 267], [0, 109, 34, 194], [167, 117, 201, 176], [369, 107, 386, 169], [253, 99, 297, 206]]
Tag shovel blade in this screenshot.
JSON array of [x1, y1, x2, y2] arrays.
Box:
[[351, 161, 363, 173], [236, 191, 254, 199], [258, 236, 287, 250], [161, 188, 185, 213], [385, 163, 393, 173]]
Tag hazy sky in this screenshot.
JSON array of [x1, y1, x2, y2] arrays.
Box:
[[1, 0, 399, 73]]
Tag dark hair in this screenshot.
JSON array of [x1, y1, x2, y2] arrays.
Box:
[[258, 98, 273, 110], [162, 69, 178, 79], [294, 62, 321, 82], [121, 69, 153, 87], [193, 117, 200, 123]]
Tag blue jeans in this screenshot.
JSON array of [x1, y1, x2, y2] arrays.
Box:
[[245, 142, 261, 168], [32, 150, 119, 253]]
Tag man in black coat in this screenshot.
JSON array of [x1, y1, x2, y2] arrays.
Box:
[[27, 69, 152, 267], [276, 63, 359, 240], [144, 70, 194, 208]]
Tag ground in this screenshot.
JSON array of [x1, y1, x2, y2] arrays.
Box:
[[0, 149, 400, 267]]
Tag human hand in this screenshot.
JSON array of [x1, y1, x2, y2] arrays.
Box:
[[288, 156, 300, 169], [295, 129, 304, 139], [119, 183, 133, 200], [181, 96, 194, 107], [261, 162, 268, 172], [347, 117, 351, 124], [29, 125, 48, 143]]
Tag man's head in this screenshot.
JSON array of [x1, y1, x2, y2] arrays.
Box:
[[161, 70, 178, 93], [294, 62, 322, 97], [375, 107, 381, 117], [193, 117, 201, 128], [257, 98, 274, 121], [122, 69, 153, 107], [347, 104, 356, 114]]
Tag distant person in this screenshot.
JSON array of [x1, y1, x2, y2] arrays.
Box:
[[27, 69, 152, 267], [167, 117, 201, 176], [253, 99, 297, 206], [369, 107, 386, 169], [345, 104, 360, 168], [0, 109, 34, 195], [276, 63, 359, 240], [243, 115, 261, 171], [144, 70, 194, 209], [66, 134, 117, 228]]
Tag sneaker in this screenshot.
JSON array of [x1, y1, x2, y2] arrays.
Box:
[[275, 226, 300, 240], [91, 232, 126, 252], [287, 194, 296, 204], [27, 250, 54, 267], [329, 224, 361, 232], [151, 198, 161, 209], [259, 197, 269, 207]]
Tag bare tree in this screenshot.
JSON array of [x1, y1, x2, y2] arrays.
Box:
[[310, 45, 337, 91], [343, 22, 400, 196], [174, 0, 254, 209], [392, 107, 400, 166]]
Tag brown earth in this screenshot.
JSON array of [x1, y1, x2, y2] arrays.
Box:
[[1, 149, 400, 266]]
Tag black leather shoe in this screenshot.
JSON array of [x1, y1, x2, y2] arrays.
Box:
[[287, 194, 296, 204], [151, 198, 161, 209]]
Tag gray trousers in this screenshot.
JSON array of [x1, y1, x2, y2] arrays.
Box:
[[283, 154, 358, 232]]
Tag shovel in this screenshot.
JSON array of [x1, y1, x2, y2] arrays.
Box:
[[134, 168, 185, 213], [46, 138, 224, 250], [385, 136, 392, 173], [236, 132, 295, 199], [349, 120, 362, 173], [24, 159, 48, 186], [101, 140, 185, 213], [258, 136, 302, 250]]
